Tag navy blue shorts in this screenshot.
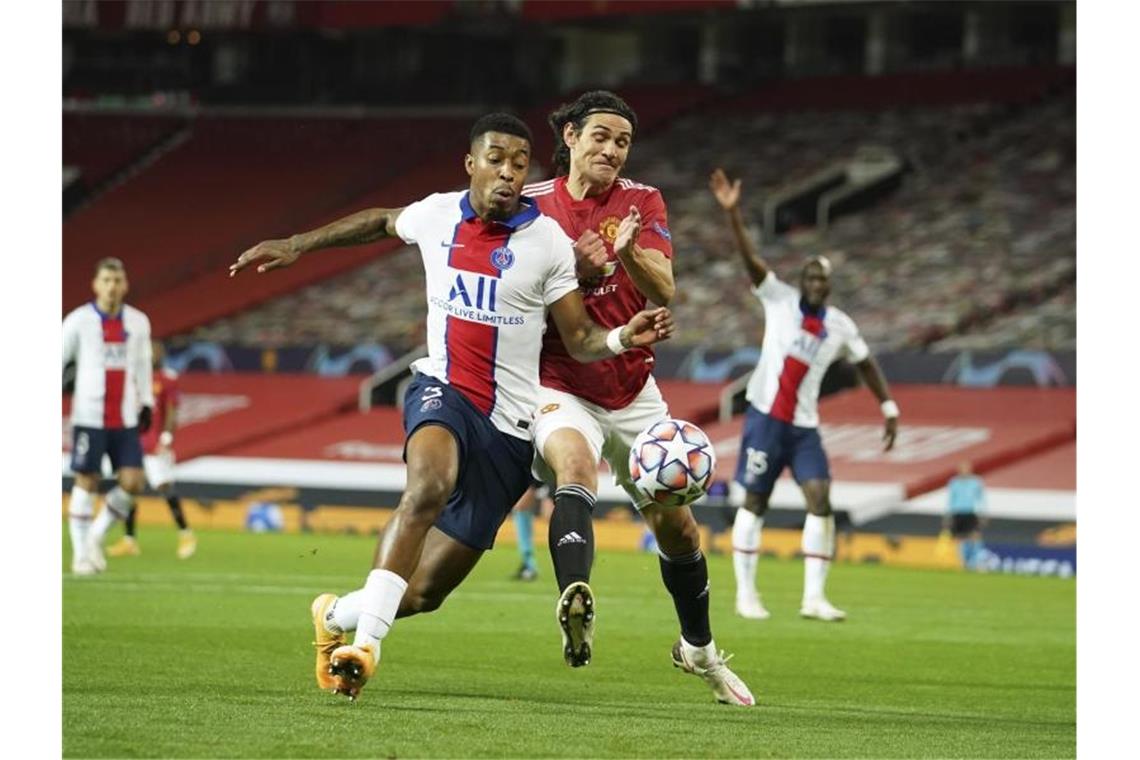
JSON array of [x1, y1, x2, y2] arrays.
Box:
[[70, 425, 143, 474], [733, 407, 830, 494], [403, 374, 534, 551]]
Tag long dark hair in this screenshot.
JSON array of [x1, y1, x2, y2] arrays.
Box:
[[547, 90, 639, 177]]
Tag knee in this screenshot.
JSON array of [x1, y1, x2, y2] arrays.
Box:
[[743, 492, 770, 517], [651, 511, 702, 555], [400, 471, 452, 521], [805, 494, 831, 516], [401, 586, 445, 616], [74, 474, 99, 492], [553, 451, 597, 490], [120, 472, 145, 494]]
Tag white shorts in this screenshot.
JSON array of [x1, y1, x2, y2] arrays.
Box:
[[532, 376, 669, 509], [143, 450, 176, 489]]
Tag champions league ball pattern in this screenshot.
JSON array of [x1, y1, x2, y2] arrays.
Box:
[[628, 418, 716, 508]]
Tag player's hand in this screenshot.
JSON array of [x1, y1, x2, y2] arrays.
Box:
[[883, 416, 898, 452], [573, 229, 609, 280], [709, 168, 742, 211], [614, 205, 641, 258], [229, 238, 300, 277], [138, 406, 153, 433], [620, 306, 674, 348]]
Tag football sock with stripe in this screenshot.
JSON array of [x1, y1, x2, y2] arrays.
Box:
[[802, 513, 836, 601], [68, 485, 96, 563], [514, 507, 536, 571], [659, 549, 713, 648], [731, 507, 763, 601], [90, 486, 134, 545], [548, 485, 596, 591]]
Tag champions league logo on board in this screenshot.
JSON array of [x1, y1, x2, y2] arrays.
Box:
[[490, 246, 515, 271]]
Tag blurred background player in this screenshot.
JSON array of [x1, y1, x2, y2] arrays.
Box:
[[511, 482, 548, 581], [709, 169, 899, 622], [943, 461, 988, 571], [106, 340, 197, 560], [62, 257, 155, 575], [525, 91, 754, 706], [230, 113, 674, 700]]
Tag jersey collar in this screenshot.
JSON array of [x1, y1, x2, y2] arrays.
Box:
[[90, 301, 123, 320], [555, 175, 617, 208], [459, 192, 540, 230], [798, 297, 827, 320]]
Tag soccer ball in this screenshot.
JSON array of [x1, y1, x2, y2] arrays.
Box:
[[628, 418, 717, 508]]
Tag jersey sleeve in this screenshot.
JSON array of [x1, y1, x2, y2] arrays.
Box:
[[62, 311, 80, 369], [842, 316, 871, 363], [544, 224, 581, 306], [751, 272, 798, 305], [394, 194, 437, 244], [636, 190, 673, 258], [134, 315, 156, 407]]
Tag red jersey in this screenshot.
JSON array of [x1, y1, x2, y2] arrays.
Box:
[[140, 368, 180, 454], [525, 176, 674, 410]]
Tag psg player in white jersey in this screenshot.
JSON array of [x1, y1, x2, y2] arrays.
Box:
[[710, 169, 899, 622], [230, 114, 673, 701], [524, 91, 753, 706], [62, 257, 155, 575]]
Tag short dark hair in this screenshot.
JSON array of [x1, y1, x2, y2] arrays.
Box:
[[547, 90, 639, 176], [95, 257, 126, 275], [470, 112, 533, 148]]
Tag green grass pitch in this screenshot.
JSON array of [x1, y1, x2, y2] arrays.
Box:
[[63, 528, 1075, 758]]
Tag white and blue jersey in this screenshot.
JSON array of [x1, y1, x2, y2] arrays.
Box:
[[395, 191, 579, 440], [393, 191, 579, 549]]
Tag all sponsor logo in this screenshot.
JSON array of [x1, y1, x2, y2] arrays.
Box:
[[449, 273, 498, 312]]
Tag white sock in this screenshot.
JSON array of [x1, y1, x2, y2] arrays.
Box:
[[681, 636, 719, 666], [802, 513, 835, 602], [352, 569, 409, 653], [68, 485, 96, 563], [90, 487, 133, 545], [731, 508, 763, 601], [330, 590, 365, 633]]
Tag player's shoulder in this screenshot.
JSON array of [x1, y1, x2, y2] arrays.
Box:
[[414, 191, 463, 210], [122, 303, 152, 326], [161, 367, 179, 382], [615, 177, 664, 201], [825, 304, 859, 331], [523, 177, 558, 198], [63, 303, 95, 323]]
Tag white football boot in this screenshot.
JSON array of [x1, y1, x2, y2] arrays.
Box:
[[671, 638, 756, 706], [71, 557, 99, 576], [85, 538, 107, 573], [735, 592, 771, 620], [800, 596, 847, 622]]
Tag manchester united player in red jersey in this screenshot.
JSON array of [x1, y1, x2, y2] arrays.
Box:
[[106, 340, 197, 560], [524, 91, 754, 706]]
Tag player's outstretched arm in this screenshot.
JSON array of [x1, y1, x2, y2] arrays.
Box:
[[855, 356, 899, 451], [548, 290, 674, 364], [613, 205, 675, 305], [229, 207, 404, 277], [709, 168, 768, 288]]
